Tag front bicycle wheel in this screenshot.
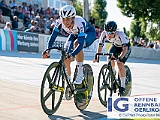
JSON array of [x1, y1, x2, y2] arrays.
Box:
[[98, 64, 113, 107], [41, 62, 65, 115], [74, 64, 94, 111]]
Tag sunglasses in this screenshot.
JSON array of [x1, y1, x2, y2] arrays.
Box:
[[107, 31, 115, 35]]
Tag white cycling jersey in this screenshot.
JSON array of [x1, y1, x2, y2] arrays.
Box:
[[55, 15, 91, 35], [99, 30, 129, 47]]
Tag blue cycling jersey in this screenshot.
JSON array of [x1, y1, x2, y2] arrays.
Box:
[[48, 15, 94, 56]]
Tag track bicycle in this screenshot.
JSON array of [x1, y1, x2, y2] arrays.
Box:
[[95, 53, 132, 107], [40, 46, 94, 115]]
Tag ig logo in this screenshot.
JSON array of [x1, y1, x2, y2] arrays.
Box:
[[108, 98, 129, 112]]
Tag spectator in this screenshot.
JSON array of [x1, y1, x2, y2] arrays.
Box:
[[24, 25, 34, 32], [0, 0, 4, 6], [30, 8, 36, 16], [36, 9, 40, 15], [34, 15, 41, 26], [33, 4, 38, 11], [95, 26, 100, 39], [41, 18, 49, 34], [45, 7, 51, 14], [0, 4, 12, 16], [28, 4, 32, 11], [22, 2, 26, 10], [40, 7, 45, 16], [129, 39, 136, 46], [25, 7, 30, 14], [2, 1, 8, 8], [11, 0, 17, 9], [137, 38, 144, 47], [8, 0, 13, 9], [23, 12, 30, 27], [11, 15, 18, 29], [154, 41, 159, 49], [14, 7, 20, 16], [30, 13, 36, 20], [89, 16, 95, 26], [48, 17, 55, 28], [147, 39, 154, 48], [0, 9, 5, 23], [33, 20, 41, 32], [51, 7, 56, 16], [28, 19, 35, 28], [4, 22, 11, 30], [45, 7, 51, 18]]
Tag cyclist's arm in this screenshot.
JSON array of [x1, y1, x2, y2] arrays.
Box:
[[97, 31, 106, 53], [120, 46, 128, 58], [118, 31, 129, 58], [71, 32, 85, 57], [71, 22, 86, 57], [48, 19, 62, 49]]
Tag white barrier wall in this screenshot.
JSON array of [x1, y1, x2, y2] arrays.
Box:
[[39, 35, 106, 56], [39, 34, 68, 54], [130, 46, 160, 60], [1, 28, 159, 60]]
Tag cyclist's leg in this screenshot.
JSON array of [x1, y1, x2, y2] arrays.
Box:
[[117, 59, 126, 93], [74, 29, 96, 84], [85, 30, 96, 48], [64, 34, 76, 79], [74, 39, 84, 84], [108, 45, 118, 74], [117, 44, 131, 94]]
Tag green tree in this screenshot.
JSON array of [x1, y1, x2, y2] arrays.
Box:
[[129, 20, 141, 40], [117, 0, 160, 22], [123, 27, 129, 37], [73, 0, 83, 16], [146, 22, 160, 41], [91, 0, 108, 27], [117, 0, 160, 40]]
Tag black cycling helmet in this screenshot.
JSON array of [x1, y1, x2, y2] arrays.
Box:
[[104, 21, 117, 32]]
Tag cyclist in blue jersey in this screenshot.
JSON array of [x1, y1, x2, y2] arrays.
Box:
[[42, 5, 96, 84]]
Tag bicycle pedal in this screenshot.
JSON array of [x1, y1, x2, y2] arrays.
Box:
[[75, 84, 83, 89], [65, 86, 73, 100]]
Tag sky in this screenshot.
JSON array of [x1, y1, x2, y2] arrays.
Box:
[[78, 0, 133, 30]]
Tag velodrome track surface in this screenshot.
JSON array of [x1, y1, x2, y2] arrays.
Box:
[[0, 50, 160, 120]]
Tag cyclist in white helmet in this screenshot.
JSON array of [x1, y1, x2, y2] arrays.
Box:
[[93, 21, 131, 95], [42, 5, 96, 84]]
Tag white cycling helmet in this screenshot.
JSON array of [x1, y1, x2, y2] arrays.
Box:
[[59, 5, 76, 18]]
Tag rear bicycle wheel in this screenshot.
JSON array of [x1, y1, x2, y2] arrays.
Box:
[[123, 65, 132, 96], [40, 62, 64, 115], [74, 64, 94, 111], [98, 64, 113, 107]]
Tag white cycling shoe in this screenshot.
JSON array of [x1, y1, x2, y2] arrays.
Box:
[[73, 74, 84, 84]]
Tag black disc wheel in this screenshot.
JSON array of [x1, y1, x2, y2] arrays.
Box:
[[121, 65, 132, 96], [74, 64, 94, 111]]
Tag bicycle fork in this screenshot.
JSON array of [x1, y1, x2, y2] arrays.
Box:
[[51, 65, 65, 93]]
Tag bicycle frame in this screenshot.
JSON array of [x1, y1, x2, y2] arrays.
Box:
[[95, 53, 121, 89], [41, 46, 94, 115], [45, 47, 88, 94]]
